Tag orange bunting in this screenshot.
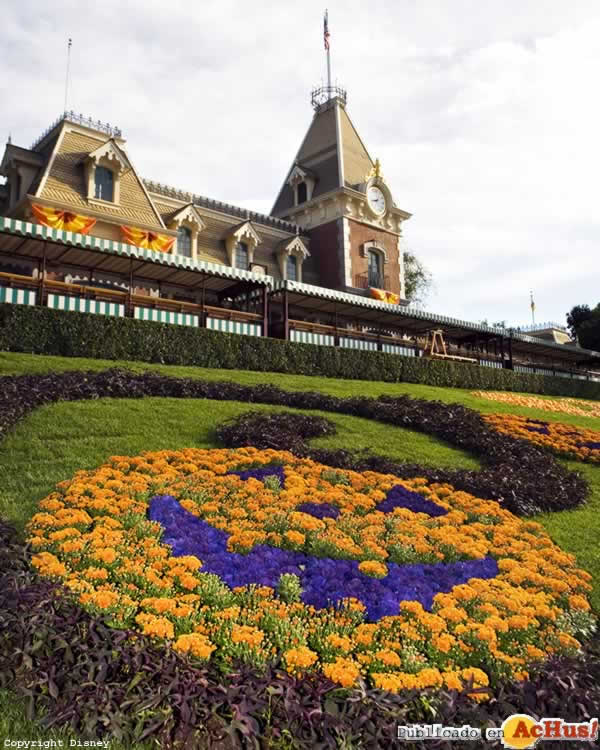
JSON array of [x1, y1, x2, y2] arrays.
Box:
[[120, 226, 175, 253], [370, 287, 400, 305], [32, 204, 97, 234]]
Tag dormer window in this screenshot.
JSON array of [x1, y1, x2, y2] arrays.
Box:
[[287, 164, 316, 207], [94, 166, 114, 201], [177, 225, 192, 257], [225, 221, 261, 269], [235, 241, 249, 270], [277, 235, 310, 281], [297, 182, 307, 204], [84, 140, 128, 205], [168, 204, 205, 260]]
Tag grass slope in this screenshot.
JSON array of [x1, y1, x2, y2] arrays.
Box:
[[0, 351, 598, 743], [2, 351, 600, 429]]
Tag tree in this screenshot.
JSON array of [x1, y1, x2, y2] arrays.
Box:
[[566, 304, 591, 340], [566, 303, 600, 350], [404, 251, 433, 307]]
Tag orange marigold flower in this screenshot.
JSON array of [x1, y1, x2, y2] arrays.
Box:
[[231, 625, 265, 648], [322, 658, 361, 688], [358, 560, 388, 578], [174, 633, 215, 660]]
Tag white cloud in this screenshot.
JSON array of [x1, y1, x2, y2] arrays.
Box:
[[1, 0, 598, 327]]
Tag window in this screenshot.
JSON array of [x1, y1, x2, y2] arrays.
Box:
[[235, 242, 249, 270], [297, 182, 307, 204], [177, 226, 192, 257], [286, 255, 298, 281], [94, 166, 114, 201], [368, 250, 382, 288]]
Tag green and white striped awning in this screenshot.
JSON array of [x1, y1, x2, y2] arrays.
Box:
[[134, 307, 199, 327], [0, 285, 37, 305], [340, 336, 378, 351], [47, 293, 124, 317], [290, 329, 335, 347], [382, 342, 417, 357], [0, 217, 273, 294], [206, 316, 262, 337]]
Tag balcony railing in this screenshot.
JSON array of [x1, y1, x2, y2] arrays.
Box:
[[354, 273, 390, 290]]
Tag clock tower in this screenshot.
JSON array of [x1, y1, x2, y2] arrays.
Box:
[[271, 86, 412, 302]]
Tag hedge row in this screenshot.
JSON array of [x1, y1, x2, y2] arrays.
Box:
[[1, 303, 599, 398]]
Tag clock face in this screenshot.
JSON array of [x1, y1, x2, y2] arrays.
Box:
[[367, 185, 386, 215]]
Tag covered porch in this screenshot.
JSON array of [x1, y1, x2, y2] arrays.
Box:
[[270, 279, 600, 380], [0, 217, 270, 336]]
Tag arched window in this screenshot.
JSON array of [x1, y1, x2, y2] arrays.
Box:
[[235, 241, 249, 270], [94, 166, 114, 201], [286, 255, 298, 281], [368, 249, 383, 288], [177, 226, 192, 257], [297, 182, 307, 204]]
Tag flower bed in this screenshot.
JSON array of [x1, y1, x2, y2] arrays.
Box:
[[484, 414, 600, 464], [472, 391, 600, 418], [27, 447, 594, 694], [5, 520, 600, 748]]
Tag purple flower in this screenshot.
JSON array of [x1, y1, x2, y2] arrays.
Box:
[[525, 425, 550, 435], [375, 485, 448, 517], [582, 441, 600, 450], [295, 502, 340, 519], [148, 496, 498, 623]]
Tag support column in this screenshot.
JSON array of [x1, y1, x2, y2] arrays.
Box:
[[127, 258, 134, 318], [283, 289, 289, 341], [38, 241, 47, 307], [507, 335, 514, 370], [334, 302, 339, 346], [200, 279, 206, 328], [262, 286, 268, 338]]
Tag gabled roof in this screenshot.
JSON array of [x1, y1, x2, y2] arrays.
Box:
[[84, 138, 129, 173], [0, 144, 44, 175], [35, 124, 165, 229], [271, 98, 374, 216], [161, 202, 206, 231]]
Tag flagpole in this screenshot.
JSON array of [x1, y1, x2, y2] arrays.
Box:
[[326, 14, 332, 90], [63, 38, 72, 114], [324, 9, 332, 91], [530, 290, 535, 326]]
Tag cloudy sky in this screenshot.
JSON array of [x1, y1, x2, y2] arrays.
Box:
[[2, 0, 598, 327]]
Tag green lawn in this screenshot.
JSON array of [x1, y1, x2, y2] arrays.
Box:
[[1, 350, 599, 743]]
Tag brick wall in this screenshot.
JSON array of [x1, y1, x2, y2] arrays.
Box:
[[304, 219, 343, 288], [347, 219, 402, 296]]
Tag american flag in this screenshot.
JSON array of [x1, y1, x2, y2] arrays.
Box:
[[324, 10, 330, 50]]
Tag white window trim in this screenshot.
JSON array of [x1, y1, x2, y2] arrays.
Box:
[[276, 235, 310, 281], [287, 165, 316, 207], [225, 221, 262, 268]]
